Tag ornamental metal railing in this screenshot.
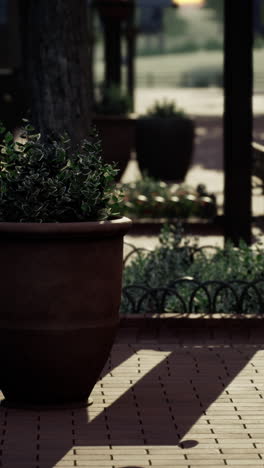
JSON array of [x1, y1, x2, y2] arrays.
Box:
[[121, 243, 264, 315]]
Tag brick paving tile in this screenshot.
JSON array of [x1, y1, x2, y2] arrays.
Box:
[[184, 461, 226, 465], [222, 448, 260, 453], [225, 454, 262, 460], [113, 461, 152, 468], [217, 444, 257, 449], [226, 462, 264, 465]]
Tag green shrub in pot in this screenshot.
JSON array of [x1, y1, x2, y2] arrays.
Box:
[[0, 121, 131, 409], [142, 100, 187, 119], [0, 122, 123, 222], [0, 120, 124, 222]]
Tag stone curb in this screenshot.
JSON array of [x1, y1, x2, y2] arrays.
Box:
[[119, 313, 264, 329]]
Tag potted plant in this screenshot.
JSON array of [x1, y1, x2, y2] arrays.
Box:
[[135, 99, 195, 182], [0, 121, 131, 408], [93, 84, 135, 180]]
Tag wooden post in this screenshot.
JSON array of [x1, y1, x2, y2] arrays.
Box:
[[224, 0, 253, 245], [126, 1, 135, 111], [102, 17, 121, 88], [96, 0, 134, 92]]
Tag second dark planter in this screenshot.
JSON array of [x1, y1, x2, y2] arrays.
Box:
[[135, 117, 195, 182], [93, 115, 135, 180]]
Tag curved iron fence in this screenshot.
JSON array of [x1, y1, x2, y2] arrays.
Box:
[[122, 243, 264, 315]]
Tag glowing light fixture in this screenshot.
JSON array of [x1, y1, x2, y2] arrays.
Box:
[[172, 0, 204, 5]]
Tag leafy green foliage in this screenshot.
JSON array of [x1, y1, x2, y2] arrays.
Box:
[[123, 224, 196, 292], [120, 175, 217, 219], [122, 224, 264, 315], [93, 84, 132, 115], [143, 99, 187, 118], [0, 122, 123, 222]]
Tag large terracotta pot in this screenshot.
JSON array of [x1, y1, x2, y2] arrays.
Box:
[[0, 217, 131, 408], [135, 117, 195, 182], [93, 115, 135, 180]]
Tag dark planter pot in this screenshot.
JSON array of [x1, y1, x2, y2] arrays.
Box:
[[135, 117, 195, 182], [0, 217, 131, 408], [93, 115, 135, 180]]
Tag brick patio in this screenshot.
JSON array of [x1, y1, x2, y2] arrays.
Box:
[[1, 326, 264, 468]]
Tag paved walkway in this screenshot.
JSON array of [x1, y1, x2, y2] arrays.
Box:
[[2, 329, 264, 467]]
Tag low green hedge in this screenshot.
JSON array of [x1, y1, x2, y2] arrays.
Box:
[[121, 224, 264, 315]]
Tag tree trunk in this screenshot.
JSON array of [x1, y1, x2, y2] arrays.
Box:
[[25, 0, 91, 143]]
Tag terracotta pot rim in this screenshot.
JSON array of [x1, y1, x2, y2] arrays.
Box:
[[0, 216, 132, 238]]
